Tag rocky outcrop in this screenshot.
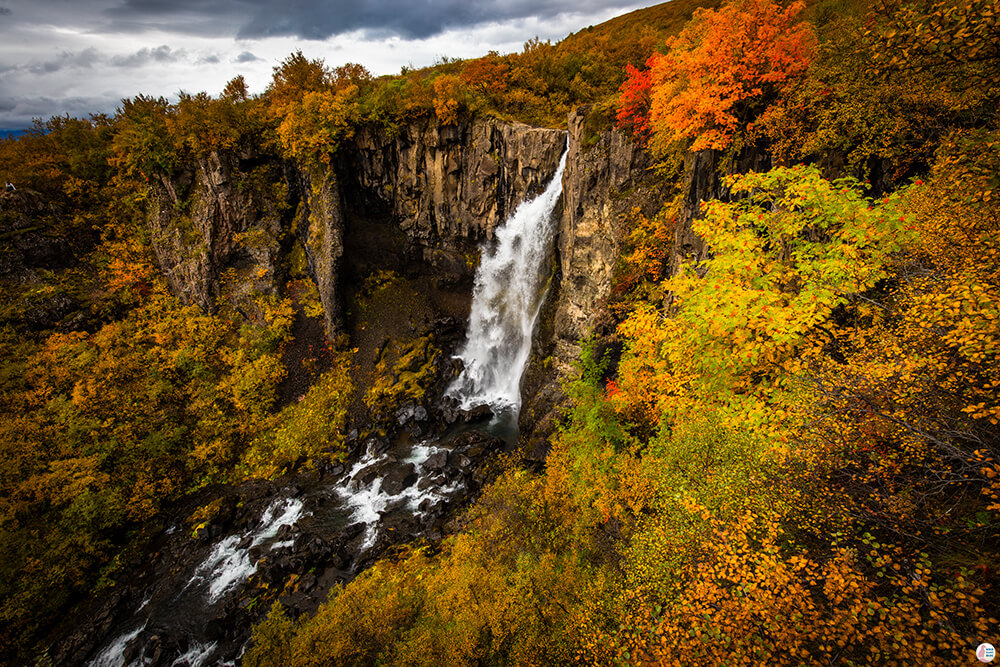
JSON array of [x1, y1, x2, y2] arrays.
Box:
[[0, 189, 95, 331], [338, 118, 564, 289], [147, 151, 293, 314], [296, 169, 346, 334], [668, 146, 771, 279], [345, 118, 565, 244]]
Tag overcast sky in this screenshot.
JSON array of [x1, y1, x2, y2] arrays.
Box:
[[0, 0, 648, 128]]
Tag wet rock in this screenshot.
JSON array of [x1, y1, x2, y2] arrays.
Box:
[[341, 522, 366, 541], [413, 405, 428, 421], [352, 463, 382, 490], [462, 404, 493, 423], [382, 463, 418, 496], [424, 450, 448, 471]]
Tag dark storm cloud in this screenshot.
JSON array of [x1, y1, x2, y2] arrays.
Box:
[[0, 8, 11, 16], [234, 51, 261, 63], [107, 0, 633, 40], [0, 95, 121, 127]]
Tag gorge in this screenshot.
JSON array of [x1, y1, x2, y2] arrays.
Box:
[[3, 0, 998, 663], [74, 121, 583, 667]]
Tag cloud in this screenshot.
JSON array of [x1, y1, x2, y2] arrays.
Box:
[[198, 54, 221, 64], [110, 44, 184, 67], [0, 94, 123, 127], [28, 48, 101, 74], [0, 8, 11, 16], [234, 51, 261, 63], [105, 0, 635, 41]]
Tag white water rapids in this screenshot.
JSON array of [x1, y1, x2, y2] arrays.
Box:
[[447, 147, 567, 414]]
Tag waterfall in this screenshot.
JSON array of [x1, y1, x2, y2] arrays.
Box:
[[447, 146, 567, 415]]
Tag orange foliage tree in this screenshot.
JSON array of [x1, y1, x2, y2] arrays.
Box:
[[619, 0, 815, 153]]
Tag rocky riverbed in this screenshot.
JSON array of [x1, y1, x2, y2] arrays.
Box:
[[51, 418, 507, 667]]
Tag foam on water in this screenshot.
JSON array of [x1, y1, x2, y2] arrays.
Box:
[[171, 641, 217, 667], [88, 623, 145, 667], [189, 497, 305, 603], [335, 441, 460, 553]]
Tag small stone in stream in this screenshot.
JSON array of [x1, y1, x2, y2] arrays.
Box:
[[413, 405, 428, 421], [466, 445, 485, 459], [381, 463, 417, 495]]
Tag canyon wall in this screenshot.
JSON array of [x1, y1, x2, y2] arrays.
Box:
[[143, 110, 738, 456]]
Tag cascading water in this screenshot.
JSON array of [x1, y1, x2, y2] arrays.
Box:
[[447, 146, 567, 415]]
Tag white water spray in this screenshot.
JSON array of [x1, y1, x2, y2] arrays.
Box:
[[447, 147, 567, 414], [188, 497, 305, 604]]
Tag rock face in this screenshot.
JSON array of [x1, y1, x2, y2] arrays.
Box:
[[668, 146, 770, 279], [295, 168, 346, 334], [147, 151, 293, 315], [0, 189, 94, 331], [147, 119, 564, 337], [345, 118, 565, 242], [338, 118, 565, 289], [518, 107, 670, 459]]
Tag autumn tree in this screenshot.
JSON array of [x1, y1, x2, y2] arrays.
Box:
[[265, 52, 366, 164], [865, 0, 1000, 90], [615, 55, 658, 144], [460, 53, 510, 96], [620, 0, 815, 153]]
